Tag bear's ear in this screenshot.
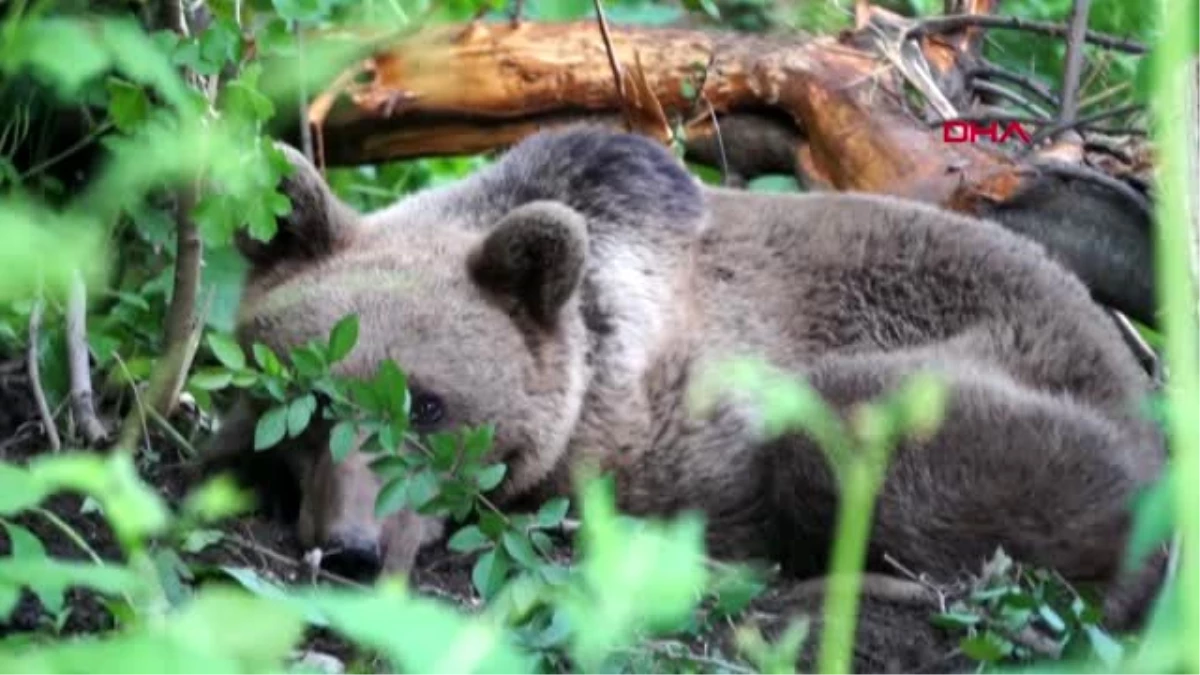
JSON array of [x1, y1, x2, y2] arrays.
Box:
[[234, 143, 356, 269], [467, 200, 588, 328]]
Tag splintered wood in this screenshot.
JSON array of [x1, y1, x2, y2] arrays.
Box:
[[305, 5, 1143, 214]]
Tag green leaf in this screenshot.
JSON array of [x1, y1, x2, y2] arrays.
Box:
[[219, 567, 328, 627], [1038, 604, 1066, 634], [0, 558, 138, 616], [254, 405, 288, 450], [931, 611, 983, 630], [535, 497, 570, 529], [374, 477, 410, 519], [529, 531, 554, 557], [263, 377, 288, 402], [27, 452, 169, 546], [0, 464, 47, 515], [429, 433, 459, 471], [463, 425, 495, 464], [271, 0, 326, 22], [252, 343, 284, 376], [408, 470, 439, 510], [475, 463, 507, 492], [0, 522, 61, 615], [294, 583, 535, 673], [529, 609, 573, 649], [327, 314, 360, 363], [447, 525, 491, 554], [502, 531, 541, 568], [329, 421, 358, 463], [562, 477, 709, 671], [1085, 625, 1125, 667], [709, 568, 766, 619], [471, 548, 511, 601], [1124, 475, 1175, 571], [479, 511, 507, 540], [286, 394, 317, 438], [290, 345, 326, 380], [682, 0, 721, 19], [189, 367, 234, 391], [106, 78, 150, 133], [375, 360, 410, 420], [960, 632, 1012, 662], [2, 522, 46, 560], [206, 331, 246, 367], [181, 528, 225, 553]]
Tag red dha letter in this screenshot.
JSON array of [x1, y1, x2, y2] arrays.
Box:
[[943, 120, 971, 143], [998, 121, 1033, 144]]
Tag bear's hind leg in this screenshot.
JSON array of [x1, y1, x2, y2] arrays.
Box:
[[761, 351, 1163, 627]]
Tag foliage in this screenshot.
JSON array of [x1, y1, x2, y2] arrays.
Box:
[[1, 0, 1196, 674]]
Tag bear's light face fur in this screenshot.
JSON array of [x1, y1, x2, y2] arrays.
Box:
[[210, 128, 709, 576], [206, 126, 1166, 635]]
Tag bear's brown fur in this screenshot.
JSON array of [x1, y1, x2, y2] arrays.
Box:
[[204, 126, 1167, 670]]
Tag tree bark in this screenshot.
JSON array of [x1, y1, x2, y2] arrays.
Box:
[[299, 6, 1157, 325]]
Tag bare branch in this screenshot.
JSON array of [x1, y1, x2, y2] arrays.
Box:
[[1056, 0, 1091, 128], [967, 64, 1061, 111], [971, 80, 1054, 118], [66, 271, 108, 446], [27, 295, 61, 452], [1025, 102, 1145, 148], [905, 14, 1147, 55], [592, 0, 627, 127]]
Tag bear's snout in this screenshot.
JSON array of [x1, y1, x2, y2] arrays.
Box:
[[321, 529, 384, 582]]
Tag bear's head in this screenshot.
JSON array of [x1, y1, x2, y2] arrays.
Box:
[[203, 126, 706, 581]]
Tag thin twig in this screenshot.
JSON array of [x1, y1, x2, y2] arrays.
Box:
[[905, 14, 1147, 55], [971, 80, 1054, 119], [1109, 309, 1162, 384], [966, 64, 1061, 110], [1023, 102, 1145, 149], [222, 532, 368, 588], [295, 22, 314, 163], [66, 270, 109, 446], [111, 350, 152, 455], [28, 295, 62, 452], [146, 405, 201, 458], [705, 98, 730, 186], [633, 640, 756, 674], [33, 507, 107, 566], [1057, 0, 1092, 126], [592, 0, 627, 127], [18, 122, 114, 182]]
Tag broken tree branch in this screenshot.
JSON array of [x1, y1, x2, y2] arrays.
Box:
[[66, 270, 108, 446]]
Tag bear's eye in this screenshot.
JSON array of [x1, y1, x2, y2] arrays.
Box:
[[410, 391, 445, 430]]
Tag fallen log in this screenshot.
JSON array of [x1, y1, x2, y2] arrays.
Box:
[[293, 5, 1157, 327]]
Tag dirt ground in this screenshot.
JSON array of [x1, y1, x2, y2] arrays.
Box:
[[0, 354, 971, 674]]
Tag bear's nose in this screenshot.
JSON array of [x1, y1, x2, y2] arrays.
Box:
[[321, 534, 383, 582]]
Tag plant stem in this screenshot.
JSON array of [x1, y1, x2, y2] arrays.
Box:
[[816, 431, 889, 674], [1151, 0, 1200, 669]]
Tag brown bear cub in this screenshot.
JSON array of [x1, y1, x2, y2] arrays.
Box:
[[205, 125, 1166, 652]]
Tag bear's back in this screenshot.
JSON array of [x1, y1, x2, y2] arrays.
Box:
[[691, 187, 1155, 436]]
